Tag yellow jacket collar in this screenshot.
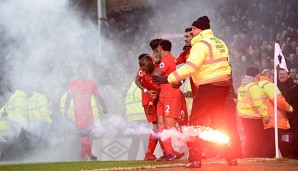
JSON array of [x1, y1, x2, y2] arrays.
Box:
[[191, 29, 214, 46], [15, 89, 27, 96]]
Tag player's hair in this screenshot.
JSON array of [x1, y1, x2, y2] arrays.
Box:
[[185, 27, 192, 32], [149, 38, 163, 51], [142, 55, 152, 62], [159, 39, 172, 51], [138, 53, 149, 60]]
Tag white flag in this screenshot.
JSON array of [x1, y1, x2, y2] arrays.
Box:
[[274, 42, 289, 72]]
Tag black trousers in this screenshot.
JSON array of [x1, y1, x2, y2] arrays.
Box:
[[263, 128, 292, 158], [223, 96, 243, 158], [188, 84, 234, 161], [242, 118, 265, 157]]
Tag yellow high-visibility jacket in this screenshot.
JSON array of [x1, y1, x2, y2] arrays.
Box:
[[91, 96, 100, 121], [6, 90, 28, 129], [60, 92, 100, 122], [125, 82, 146, 122], [60, 92, 75, 121], [28, 91, 52, 124], [181, 78, 193, 114], [0, 106, 12, 137], [258, 76, 292, 129], [168, 29, 231, 85], [237, 81, 268, 119]]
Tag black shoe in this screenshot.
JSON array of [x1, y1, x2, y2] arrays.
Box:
[[90, 155, 97, 161], [185, 161, 201, 168], [166, 153, 176, 161], [227, 159, 238, 166], [156, 155, 167, 161]]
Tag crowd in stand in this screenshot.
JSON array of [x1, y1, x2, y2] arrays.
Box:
[[101, 0, 298, 90]]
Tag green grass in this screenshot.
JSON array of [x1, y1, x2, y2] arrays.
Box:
[[0, 158, 298, 171], [0, 160, 185, 171]]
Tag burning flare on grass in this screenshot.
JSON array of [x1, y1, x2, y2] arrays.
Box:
[[186, 126, 230, 144], [160, 126, 231, 145]]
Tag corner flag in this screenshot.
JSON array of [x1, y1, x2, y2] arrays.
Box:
[[274, 43, 289, 72], [273, 42, 289, 158]]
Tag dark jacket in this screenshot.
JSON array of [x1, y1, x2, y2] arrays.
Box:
[[278, 78, 298, 132]]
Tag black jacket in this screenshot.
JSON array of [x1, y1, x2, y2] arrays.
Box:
[[278, 78, 298, 132]]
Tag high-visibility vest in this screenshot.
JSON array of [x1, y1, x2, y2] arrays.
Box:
[[125, 82, 146, 122], [237, 82, 268, 119], [60, 93, 100, 122], [60, 92, 75, 121], [91, 96, 100, 121], [168, 29, 231, 85], [181, 78, 193, 114], [28, 91, 52, 124], [6, 90, 28, 129], [258, 77, 291, 130], [0, 106, 12, 137]]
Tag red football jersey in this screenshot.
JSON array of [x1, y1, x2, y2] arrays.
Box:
[[136, 68, 158, 106], [158, 53, 181, 97], [176, 47, 191, 65], [68, 78, 99, 114]]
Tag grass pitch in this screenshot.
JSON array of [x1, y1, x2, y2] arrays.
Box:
[[0, 158, 298, 171]]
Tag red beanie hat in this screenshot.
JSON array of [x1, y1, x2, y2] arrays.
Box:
[[192, 16, 210, 30]]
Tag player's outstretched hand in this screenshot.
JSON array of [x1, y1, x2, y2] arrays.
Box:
[[152, 75, 168, 85]]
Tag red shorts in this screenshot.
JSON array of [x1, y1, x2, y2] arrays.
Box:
[[143, 104, 157, 123], [176, 94, 189, 126], [75, 113, 94, 129], [157, 97, 180, 119]]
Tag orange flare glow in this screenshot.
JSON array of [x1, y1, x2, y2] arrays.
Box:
[[200, 130, 230, 144]]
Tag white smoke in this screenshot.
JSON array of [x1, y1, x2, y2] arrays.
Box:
[[93, 114, 127, 138], [122, 122, 152, 136], [0, 0, 121, 162], [0, 0, 105, 90]]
